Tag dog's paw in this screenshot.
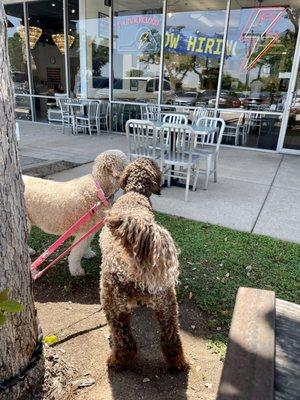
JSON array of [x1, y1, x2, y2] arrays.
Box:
[[107, 354, 125, 369], [29, 247, 36, 256], [83, 249, 96, 259], [167, 357, 190, 373], [69, 265, 86, 276], [107, 351, 136, 370]]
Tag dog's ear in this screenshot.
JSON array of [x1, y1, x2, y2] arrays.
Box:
[[102, 163, 112, 176], [151, 175, 162, 195], [150, 162, 162, 195], [119, 166, 131, 190]]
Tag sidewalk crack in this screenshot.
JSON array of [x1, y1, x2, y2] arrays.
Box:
[[251, 154, 284, 233]]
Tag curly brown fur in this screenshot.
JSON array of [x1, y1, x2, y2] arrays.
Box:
[[100, 157, 189, 371]]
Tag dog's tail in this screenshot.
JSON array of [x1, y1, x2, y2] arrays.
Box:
[[106, 211, 179, 292]]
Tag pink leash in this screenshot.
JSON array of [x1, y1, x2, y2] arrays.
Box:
[[31, 178, 109, 280]]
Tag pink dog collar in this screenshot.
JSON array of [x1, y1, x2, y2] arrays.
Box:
[[93, 177, 110, 207]]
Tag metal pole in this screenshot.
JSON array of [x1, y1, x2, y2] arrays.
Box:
[[214, 0, 231, 117], [158, 0, 167, 107], [63, 0, 71, 96], [23, 2, 35, 121], [108, 0, 113, 132]]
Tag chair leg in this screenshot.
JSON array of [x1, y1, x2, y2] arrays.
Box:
[[204, 155, 212, 190], [192, 161, 201, 191], [214, 157, 217, 183], [62, 116, 65, 134], [167, 170, 171, 187], [185, 166, 191, 201]]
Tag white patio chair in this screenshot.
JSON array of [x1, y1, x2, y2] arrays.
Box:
[[97, 100, 109, 133], [58, 98, 74, 134], [144, 104, 161, 122], [48, 93, 68, 123], [160, 123, 201, 201], [223, 113, 246, 146], [125, 119, 160, 161], [111, 103, 125, 132], [162, 113, 188, 124], [75, 101, 99, 135], [192, 117, 226, 190], [192, 107, 208, 123]]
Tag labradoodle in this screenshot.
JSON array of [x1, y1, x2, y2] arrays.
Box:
[[100, 157, 189, 371], [24, 149, 127, 276]]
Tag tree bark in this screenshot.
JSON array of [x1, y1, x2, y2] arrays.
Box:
[[0, 2, 44, 399]]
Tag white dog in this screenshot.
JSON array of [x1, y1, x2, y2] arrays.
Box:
[[24, 150, 127, 276]]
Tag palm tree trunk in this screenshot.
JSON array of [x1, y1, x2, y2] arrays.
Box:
[[0, 2, 44, 399]]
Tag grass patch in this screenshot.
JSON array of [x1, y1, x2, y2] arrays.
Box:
[[30, 212, 300, 340]]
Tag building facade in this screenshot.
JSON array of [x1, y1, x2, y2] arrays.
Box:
[[4, 0, 300, 154]]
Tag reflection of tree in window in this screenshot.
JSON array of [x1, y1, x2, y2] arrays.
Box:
[[8, 33, 24, 74], [92, 38, 109, 77]]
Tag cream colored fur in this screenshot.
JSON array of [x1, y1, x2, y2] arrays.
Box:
[[24, 149, 127, 276]]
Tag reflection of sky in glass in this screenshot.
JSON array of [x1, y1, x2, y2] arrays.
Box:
[[6, 15, 22, 37], [167, 11, 226, 35]]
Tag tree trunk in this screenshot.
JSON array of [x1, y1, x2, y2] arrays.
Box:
[[0, 2, 44, 399]]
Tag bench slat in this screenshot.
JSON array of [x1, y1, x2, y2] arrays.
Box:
[[217, 287, 275, 400]]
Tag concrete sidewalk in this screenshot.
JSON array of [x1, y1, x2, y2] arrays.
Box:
[[19, 121, 300, 244]]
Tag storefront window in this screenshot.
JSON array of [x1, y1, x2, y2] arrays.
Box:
[[15, 95, 32, 120], [28, 0, 66, 97], [283, 66, 300, 150], [113, 0, 164, 102], [5, 3, 29, 95], [68, 0, 110, 99], [162, 1, 227, 105], [222, 1, 299, 111]]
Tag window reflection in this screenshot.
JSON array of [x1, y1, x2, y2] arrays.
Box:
[[68, 0, 110, 99], [6, 4, 29, 95], [221, 111, 281, 149], [113, 1, 164, 102], [15, 96, 32, 120], [163, 1, 227, 105], [284, 68, 300, 150], [222, 1, 299, 111], [28, 0, 66, 97]]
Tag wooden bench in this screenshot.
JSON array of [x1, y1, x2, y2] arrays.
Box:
[[217, 287, 300, 400]]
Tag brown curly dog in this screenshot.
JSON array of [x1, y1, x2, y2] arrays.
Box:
[[99, 157, 189, 372]]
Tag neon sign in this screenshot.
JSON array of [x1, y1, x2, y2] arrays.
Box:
[[239, 7, 286, 70]]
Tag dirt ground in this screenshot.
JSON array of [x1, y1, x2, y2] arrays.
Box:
[[35, 284, 223, 400]]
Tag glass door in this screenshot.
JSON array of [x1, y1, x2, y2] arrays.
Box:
[[282, 71, 300, 152], [277, 2, 300, 153]]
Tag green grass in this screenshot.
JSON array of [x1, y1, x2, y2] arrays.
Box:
[[30, 212, 300, 341]]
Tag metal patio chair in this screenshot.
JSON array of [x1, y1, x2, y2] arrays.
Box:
[[143, 104, 162, 122], [75, 100, 99, 135], [125, 119, 160, 161], [192, 107, 208, 123], [97, 100, 109, 133], [162, 113, 188, 124], [223, 113, 247, 146], [160, 123, 202, 201], [58, 97, 74, 134], [192, 117, 226, 190]]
